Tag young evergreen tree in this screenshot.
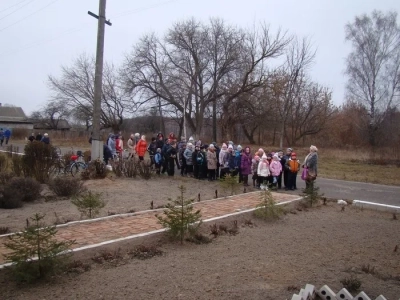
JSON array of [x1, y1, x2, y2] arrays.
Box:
[[4, 213, 75, 282], [157, 185, 202, 244]]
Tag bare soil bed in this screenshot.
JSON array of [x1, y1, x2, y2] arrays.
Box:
[[0, 203, 399, 299], [0, 176, 232, 232]]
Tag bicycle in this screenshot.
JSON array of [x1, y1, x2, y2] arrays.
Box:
[[70, 151, 88, 177]]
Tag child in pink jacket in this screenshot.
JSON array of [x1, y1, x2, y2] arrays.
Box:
[[269, 153, 282, 190]]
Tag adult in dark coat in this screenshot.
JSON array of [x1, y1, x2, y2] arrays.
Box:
[[166, 143, 180, 176], [283, 148, 293, 188], [241, 147, 252, 186]]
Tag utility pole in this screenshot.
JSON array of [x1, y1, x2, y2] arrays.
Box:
[[89, 0, 112, 161]]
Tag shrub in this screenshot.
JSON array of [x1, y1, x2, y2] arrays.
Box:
[[0, 171, 15, 185], [340, 275, 362, 292], [219, 174, 241, 196], [48, 177, 86, 197], [81, 159, 107, 180], [111, 160, 125, 177], [0, 153, 9, 172], [0, 189, 23, 209], [0, 226, 10, 234], [137, 160, 152, 180], [22, 142, 58, 183], [125, 160, 138, 178], [72, 191, 106, 218], [11, 155, 24, 177], [4, 177, 41, 202], [301, 183, 324, 207], [4, 213, 75, 282], [157, 185, 202, 244], [254, 189, 284, 221], [129, 244, 163, 260]]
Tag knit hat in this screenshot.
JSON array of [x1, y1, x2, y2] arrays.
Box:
[[287, 147, 293, 152], [222, 143, 227, 150], [187, 142, 193, 147], [156, 148, 161, 153], [273, 153, 280, 160], [228, 145, 233, 150], [254, 155, 260, 162], [291, 152, 297, 157], [258, 148, 264, 154], [237, 145, 242, 151], [188, 136, 194, 142]]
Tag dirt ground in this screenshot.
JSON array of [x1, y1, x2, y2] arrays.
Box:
[[1, 175, 266, 232], [0, 202, 399, 299]]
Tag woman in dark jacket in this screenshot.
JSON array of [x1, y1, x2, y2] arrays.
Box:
[[241, 147, 252, 186]]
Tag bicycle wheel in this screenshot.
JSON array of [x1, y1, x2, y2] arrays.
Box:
[[70, 162, 86, 177]]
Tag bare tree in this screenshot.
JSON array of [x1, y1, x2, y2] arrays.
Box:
[[30, 101, 70, 130], [122, 18, 290, 138], [48, 54, 134, 132], [345, 10, 400, 146], [272, 37, 316, 149]]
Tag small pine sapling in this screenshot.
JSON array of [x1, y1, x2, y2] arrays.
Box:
[[71, 191, 106, 219], [156, 185, 202, 244], [4, 213, 75, 282], [301, 183, 324, 207], [254, 189, 284, 221], [219, 174, 241, 196]]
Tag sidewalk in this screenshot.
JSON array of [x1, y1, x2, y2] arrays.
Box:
[[0, 191, 301, 265]]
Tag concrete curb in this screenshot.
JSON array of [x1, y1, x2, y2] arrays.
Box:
[[353, 200, 400, 213], [0, 197, 302, 269]]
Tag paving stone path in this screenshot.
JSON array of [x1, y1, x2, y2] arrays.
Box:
[[0, 191, 300, 265]]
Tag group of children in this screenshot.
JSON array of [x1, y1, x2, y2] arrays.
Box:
[[142, 133, 302, 191]]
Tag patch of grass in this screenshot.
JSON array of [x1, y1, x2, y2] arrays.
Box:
[[0, 227, 10, 234], [66, 260, 91, 274], [340, 275, 362, 293], [185, 233, 212, 244], [91, 248, 123, 264], [128, 245, 163, 260]]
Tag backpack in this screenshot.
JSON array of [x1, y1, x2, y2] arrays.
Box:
[[196, 152, 204, 165]]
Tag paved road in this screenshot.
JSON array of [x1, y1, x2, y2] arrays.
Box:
[[2, 141, 399, 206], [292, 177, 400, 206]]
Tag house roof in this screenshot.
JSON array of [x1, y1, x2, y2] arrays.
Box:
[[0, 106, 30, 122]]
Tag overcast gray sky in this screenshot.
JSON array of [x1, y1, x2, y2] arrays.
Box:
[[1, 0, 399, 115]]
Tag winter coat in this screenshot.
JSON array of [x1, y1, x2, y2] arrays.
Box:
[[286, 158, 300, 173], [41, 137, 50, 145], [269, 159, 282, 176], [257, 160, 270, 177], [135, 139, 147, 157], [207, 150, 217, 170], [4, 129, 11, 138], [304, 152, 318, 176], [234, 150, 242, 168], [227, 152, 236, 170], [155, 153, 163, 164], [147, 142, 157, 155], [115, 138, 123, 153], [108, 138, 116, 156], [251, 156, 260, 174], [183, 148, 193, 165], [127, 138, 135, 154], [241, 152, 252, 175], [219, 149, 229, 168], [156, 138, 164, 150]]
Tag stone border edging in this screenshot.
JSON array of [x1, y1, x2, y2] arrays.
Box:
[[353, 200, 400, 213], [0, 196, 302, 269]]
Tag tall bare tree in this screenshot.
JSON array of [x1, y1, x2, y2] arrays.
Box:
[[345, 10, 400, 146], [122, 18, 290, 138], [48, 54, 135, 132], [272, 37, 316, 148]]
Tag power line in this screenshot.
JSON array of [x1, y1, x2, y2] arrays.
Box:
[[0, 0, 36, 22], [0, 0, 29, 14], [0, 0, 60, 33]]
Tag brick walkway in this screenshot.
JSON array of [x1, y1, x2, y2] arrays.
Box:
[[0, 191, 300, 265]]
